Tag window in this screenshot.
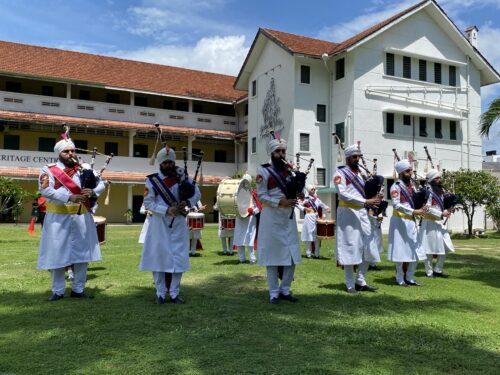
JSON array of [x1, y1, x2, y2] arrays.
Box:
[[316, 168, 326, 186], [486, 150, 497, 156], [449, 66, 456, 87], [5, 81, 22, 93], [403, 56, 411, 79], [245, 104, 248, 116], [135, 96, 148, 107], [386, 53, 395, 76], [216, 105, 235, 116], [252, 80, 257, 96], [251, 137, 256, 153], [176, 101, 188, 112], [214, 150, 227, 163], [419, 60, 427, 81], [105, 142, 118, 156], [335, 58, 345, 80], [403, 114, 411, 126], [419, 117, 427, 137], [193, 103, 203, 113], [299, 133, 310, 152], [73, 140, 88, 154], [300, 65, 311, 84], [106, 93, 121, 104], [41, 85, 54, 96], [79, 90, 90, 100], [450, 121, 457, 140], [386, 113, 394, 134], [38, 137, 56, 152], [133, 144, 148, 158], [334, 122, 345, 143], [192, 148, 201, 157], [163, 100, 173, 110], [434, 63, 442, 84], [317, 104, 326, 123], [435, 119, 442, 138], [244, 142, 248, 163], [3, 134, 20, 150]]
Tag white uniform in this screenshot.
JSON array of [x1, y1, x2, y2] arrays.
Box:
[[37, 161, 105, 295], [138, 204, 150, 244], [233, 193, 260, 263], [366, 215, 383, 263], [188, 202, 203, 255], [298, 195, 329, 258], [214, 200, 235, 254]]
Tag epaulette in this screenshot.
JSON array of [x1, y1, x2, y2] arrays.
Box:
[[47, 163, 56, 167], [337, 166, 346, 169], [146, 173, 158, 178], [261, 163, 270, 167]]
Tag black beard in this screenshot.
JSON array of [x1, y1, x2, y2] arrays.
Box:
[[402, 175, 411, 184], [347, 161, 359, 171], [431, 181, 443, 195], [271, 156, 285, 171], [60, 158, 76, 168], [160, 166, 176, 177]]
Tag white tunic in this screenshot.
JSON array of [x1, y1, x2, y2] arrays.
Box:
[[298, 195, 329, 242], [139, 172, 201, 272], [418, 189, 455, 255], [37, 162, 105, 270], [256, 164, 301, 266], [333, 167, 371, 265], [365, 215, 383, 263], [138, 204, 150, 244], [233, 195, 260, 247], [387, 180, 426, 262]]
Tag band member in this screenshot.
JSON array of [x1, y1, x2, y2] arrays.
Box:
[[387, 159, 427, 286], [214, 199, 235, 255], [139, 146, 201, 304], [333, 144, 381, 293], [419, 169, 455, 278], [298, 184, 330, 258], [233, 174, 260, 264], [256, 137, 301, 304], [188, 201, 205, 257], [37, 136, 105, 301]]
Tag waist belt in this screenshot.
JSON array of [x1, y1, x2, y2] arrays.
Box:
[[304, 208, 316, 214], [422, 215, 439, 221], [46, 203, 88, 214], [393, 210, 413, 221], [262, 203, 288, 209], [338, 201, 364, 210]]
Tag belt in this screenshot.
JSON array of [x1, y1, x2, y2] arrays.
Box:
[[393, 210, 413, 221], [262, 203, 288, 209], [422, 215, 439, 221], [46, 203, 88, 214], [338, 201, 364, 210], [304, 208, 316, 214]]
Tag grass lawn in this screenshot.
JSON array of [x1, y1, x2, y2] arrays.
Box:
[[0, 224, 499, 375]]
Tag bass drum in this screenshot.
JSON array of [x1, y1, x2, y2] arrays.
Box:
[[93, 215, 107, 245], [216, 178, 252, 218]]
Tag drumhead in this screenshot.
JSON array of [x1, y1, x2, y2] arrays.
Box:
[[216, 178, 251, 217], [93, 215, 107, 224], [236, 179, 252, 217], [187, 212, 205, 219]]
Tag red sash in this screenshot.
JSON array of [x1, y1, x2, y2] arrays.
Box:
[[48, 165, 90, 210]]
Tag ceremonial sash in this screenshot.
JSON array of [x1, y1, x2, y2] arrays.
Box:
[[308, 197, 318, 212], [251, 189, 262, 212], [398, 183, 415, 209], [265, 166, 288, 197], [430, 191, 445, 211], [148, 174, 178, 207], [339, 168, 365, 198], [48, 165, 90, 211]]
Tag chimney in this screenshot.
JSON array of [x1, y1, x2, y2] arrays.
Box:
[[464, 26, 478, 48]]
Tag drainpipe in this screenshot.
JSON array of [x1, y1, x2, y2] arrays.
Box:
[[466, 55, 471, 170], [321, 53, 333, 187]]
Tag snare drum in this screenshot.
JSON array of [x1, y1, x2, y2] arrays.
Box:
[[221, 217, 235, 230], [316, 219, 335, 240], [216, 178, 252, 217], [187, 212, 205, 230], [93, 215, 107, 245]]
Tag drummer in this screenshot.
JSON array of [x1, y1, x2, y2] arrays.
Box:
[[298, 184, 330, 259], [188, 201, 205, 257]]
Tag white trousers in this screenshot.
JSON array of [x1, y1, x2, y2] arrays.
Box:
[[152, 272, 183, 299], [51, 262, 87, 295], [395, 262, 417, 284], [343, 261, 370, 289], [305, 240, 321, 257], [221, 237, 234, 254], [190, 239, 197, 255], [266, 265, 295, 299], [238, 246, 256, 263], [425, 254, 446, 276]]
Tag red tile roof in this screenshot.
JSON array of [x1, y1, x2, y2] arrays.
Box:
[[0, 40, 246, 102], [0, 110, 244, 139]]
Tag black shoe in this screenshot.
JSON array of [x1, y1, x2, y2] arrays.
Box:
[[433, 271, 449, 278], [270, 297, 280, 304], [170, 296, 185, 304], [313, 255, 320, 259], [189, 253, 201, 257], [368, 265, 381, 271], [70, 290, 94, 299], [156, 296, 166, 305], [279, 293, 298, 302], [48, 293, 64, 301], [355, 284, 378, 292], [405, 279, 422, 286]]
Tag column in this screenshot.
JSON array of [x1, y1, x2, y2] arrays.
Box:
[[127, 185, 133, 211], [188, 99, 193, 113], [187, 135, 195, 161], [129, 130, 136, 157], [130, 92, 135, 106], [66, 84, 71, 99]]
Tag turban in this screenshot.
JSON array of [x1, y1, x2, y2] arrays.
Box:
[[395, 159, 412, 174], [306, 184, 316, 192], [344, 144, 361, 158], [54, 139, 75, 155], [426, 169, 441, 182], [268, 138, 287, 154], [156, 146, 176, 164], [242, 173, 252, 183]]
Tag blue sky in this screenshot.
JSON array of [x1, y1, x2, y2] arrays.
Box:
[[1, 0, 499, 152]]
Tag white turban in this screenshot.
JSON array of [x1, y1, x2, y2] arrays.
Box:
[[426, 169, 441, 182], [54, 139, 75, 155], [242, 173, 252, 183], [268, 138, 287, 154], [307, 184, 315, 192], [395, 159, 412, 174], [344, 144, 361, 158], [156, 146, 176, 164]]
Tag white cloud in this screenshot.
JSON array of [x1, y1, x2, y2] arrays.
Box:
[[111, 35, 249, 76]]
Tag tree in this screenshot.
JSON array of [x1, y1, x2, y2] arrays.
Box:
[[0, 177, 32, 223], [479, 97, 500, 138], [486, 201, 500, 232], [443, 170, 500, 236]]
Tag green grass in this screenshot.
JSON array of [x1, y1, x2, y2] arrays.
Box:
[[0, 224, 499, 375]]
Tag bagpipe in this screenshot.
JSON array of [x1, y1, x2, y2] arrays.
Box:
[[392, 148, 429, 209]]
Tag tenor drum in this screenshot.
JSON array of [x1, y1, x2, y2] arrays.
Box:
[[93, 215, 107, 245], [187, 212, 205, 230], [221, 217, 236, 230], [216, 178, 252, 217], [316, 219, 335, 240]]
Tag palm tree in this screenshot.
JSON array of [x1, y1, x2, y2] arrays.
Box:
[[479, 97, 500, 138]]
